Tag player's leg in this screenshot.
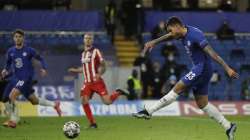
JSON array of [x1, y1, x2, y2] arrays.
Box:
[[100, 90, 124, 105], [81, 85, 97, 128], [194, 94, 232, 129], [2, 101, 19, 127], [6, 88, 22, 128], [3, 101, 11, 116], [132, 66, 205, 119], [9, 79, 34, 126], [1, 81, 19, 127], [95, 80, 128, 105], [27, 93, 62, 116], [1, 81, 12, 117], [132, 80, 186, 119], [194, 91, 236, 140]]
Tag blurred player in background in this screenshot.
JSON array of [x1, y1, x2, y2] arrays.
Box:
[[1, 29, 62, 128], [132, 17, 238, 140], [68, 33, 128, 128]]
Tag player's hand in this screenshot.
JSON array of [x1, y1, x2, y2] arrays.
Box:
[[226, 67, 239, 79], [40, 69, 47, 77], [143, 40, 156, 54], [1, 69, 8, 78], [94, 73, 102, 81]]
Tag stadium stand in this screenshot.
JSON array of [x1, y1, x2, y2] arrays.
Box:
[[0, 32, 117, 86]]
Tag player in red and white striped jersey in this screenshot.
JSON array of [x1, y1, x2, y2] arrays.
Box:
[[68, 33, 128, 128]]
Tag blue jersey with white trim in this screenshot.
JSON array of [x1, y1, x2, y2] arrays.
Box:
[[4, 46, 47, 80], [182, 25, 211, 66]]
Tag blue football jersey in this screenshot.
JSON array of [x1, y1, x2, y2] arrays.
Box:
[[4, 46, 47, 80], [182, 25, 211, 66]]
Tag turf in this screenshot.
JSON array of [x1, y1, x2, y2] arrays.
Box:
[[0, 116, 250, 140]]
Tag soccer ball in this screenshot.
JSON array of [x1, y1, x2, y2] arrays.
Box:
[[63, 121, 80, 139]]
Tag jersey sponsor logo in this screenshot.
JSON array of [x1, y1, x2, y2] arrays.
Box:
[[15, 58, 23, 68]]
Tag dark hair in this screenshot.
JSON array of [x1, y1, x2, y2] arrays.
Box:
[[83, 32, 94, 38], [13, 29, 25, 36], [166, 16, 183, 27]]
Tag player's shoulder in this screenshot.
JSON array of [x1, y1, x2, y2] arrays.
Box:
[[92, 47, 99, 51], [24, 46, 36, 52], [24, 46, 34, 50], [6, 46, 15, 53], [187, 25, 206, 41], [188, 25, 204, 35]]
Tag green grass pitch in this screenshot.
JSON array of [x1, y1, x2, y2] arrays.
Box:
[[0, 116, 250, 140]]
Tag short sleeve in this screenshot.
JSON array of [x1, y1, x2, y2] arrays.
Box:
[[29, 47, 37, 57], [193, 31, 209, 49]]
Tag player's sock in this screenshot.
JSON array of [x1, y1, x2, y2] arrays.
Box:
[[4, 102, 12, 117], [83, 104, 95, 124], [10, 101, 20, 123], [110, 91, 120, 102], [146, 90, 178, 114], [202, 103, 231, 130], [38, 98, 55, 107]]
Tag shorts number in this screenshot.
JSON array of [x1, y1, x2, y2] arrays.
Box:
[[16, 80, 24, 87], [15, 58, 23, 68], [185, 71, 196, 80]]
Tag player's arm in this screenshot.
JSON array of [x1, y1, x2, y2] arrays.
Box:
[[96, 49, 106, 75], [1, 50, 12, 78], [33, 54, 47, 70], [203, 45, 239, 79], [93, 61, 106, 81], [94, 49, 106, 81], [30, 48, 48, 77], [144, 33, 173, 53], [68, 67, 83, 73], [98, 61, 106, 75]]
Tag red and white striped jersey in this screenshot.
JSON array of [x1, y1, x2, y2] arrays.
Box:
[[81, 47, 104, 83]]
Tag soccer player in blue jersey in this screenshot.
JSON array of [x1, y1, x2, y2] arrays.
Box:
[[1, 29, 62, 128], [132, 17, 238, 140]]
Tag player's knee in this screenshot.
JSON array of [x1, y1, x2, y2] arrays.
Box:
[[9, 93, 16, 101], [173, 81, 187, 93], [197, 102, 207, 109], [30, 100, 38, 105], [102, 98, 112, 105], [82, 96, 89, 104], [103, 100, 112, 105], [29, 98, 38, 105]]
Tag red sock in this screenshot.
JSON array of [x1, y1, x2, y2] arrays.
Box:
[[110, 91, 120, 102], [83, 104, 95, 124]]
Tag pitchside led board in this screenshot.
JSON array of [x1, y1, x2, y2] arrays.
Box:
[[16, 101, 250, 117]]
